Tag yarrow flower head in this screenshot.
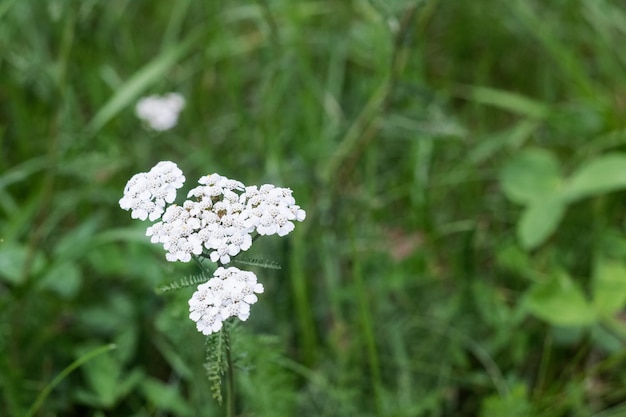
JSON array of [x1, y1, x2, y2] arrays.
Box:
[[241, 184, 306, 237], [188, 267, 264, 335], [119, 161, 185, 221], [121, 161, 306, 335], [141, 170, 306, 264], [135, 93, 185, 131]]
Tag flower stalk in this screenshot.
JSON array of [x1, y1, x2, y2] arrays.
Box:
[[120, 160, 306, 406]]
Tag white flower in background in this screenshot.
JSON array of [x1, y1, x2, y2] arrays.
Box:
[[135, 93, 185, 131], [188, 267, 264, 335], [119, 161, 185, 221]]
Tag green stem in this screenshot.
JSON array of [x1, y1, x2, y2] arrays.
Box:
[[290, 228, 316, 365], [225, 326, 235, 417], [25, 344, 117, 417]]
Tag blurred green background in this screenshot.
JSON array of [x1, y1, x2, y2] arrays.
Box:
[[3, 0, 626, 416]]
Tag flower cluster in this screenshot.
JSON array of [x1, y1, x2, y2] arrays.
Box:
[[135, 93, 185, 131], [120, 169, 306, 264], [242, 184, 307, 237], [118, 161, 185, 221], [120, 161, 306, 334], [188, 267, 264, 335]]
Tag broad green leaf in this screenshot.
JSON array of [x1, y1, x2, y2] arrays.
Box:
[[74, 368, 142, 409], [481, 384, 533, 417], [77, 347, 122, 408], [141, 377, 193, 416], [563, 154, 626, 202], [500, 148, 562, 204], [525, 271, 596, 326], [517, 198, 565, 250], [592, 258, 626, 317]]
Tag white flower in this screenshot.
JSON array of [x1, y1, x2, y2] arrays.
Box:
[[119, 161, 185, 221], [242, 184, 306, 237], [121, 162, 306, 264], [185, 174, 256, 264], [146, 205, 205, 262], [135, 93, 185, 131], [188, 267, 264, 335]]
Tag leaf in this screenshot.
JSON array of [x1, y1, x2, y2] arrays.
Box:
[[525, 271, 596, 326], [500, 148, 562, 205], [480, 383, 533, 417], [155, 273, 209, 294], [152, 335, 193, 379], [53, 216, 101, 260], [496, 243, 536, 280], [37, 261, 82, 299], [591, 323, 623, 353], [233, 257, 282, 269], [26, 344, 117, 417], [77, 348, 123, 408], [205, 329, 227, 405], [592, 258, 626, 317], [0, 156, 48, 189], [141, 377, 193, 416], [74, 368, 142, 409], [517, 197, 565, 250], [563, 154, 626, 202], [459, 85, 550, 119], [468, 120, 539, 165]]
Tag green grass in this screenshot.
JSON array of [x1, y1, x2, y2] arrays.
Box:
[[3, 0, 626, 416]]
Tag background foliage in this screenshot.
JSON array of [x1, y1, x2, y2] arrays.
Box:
[[3, 0, 626, 416]]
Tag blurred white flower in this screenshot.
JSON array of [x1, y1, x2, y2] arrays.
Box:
[[188, 267, 264, 335], [135, 93, 185, 131], [119, 161, 185, 221]]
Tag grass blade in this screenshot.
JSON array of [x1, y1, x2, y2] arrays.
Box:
[[85, 28, 206, 134], [25, 343, 117, 417]]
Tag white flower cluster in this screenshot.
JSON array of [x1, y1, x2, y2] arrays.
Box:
[[144, 173, 306, 264], [188, 267, 264, 335], [119, 161, 185, 221], [135, 93, 185, 131], [243, 184, 307, 237], [120, 161, 306, 335]]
